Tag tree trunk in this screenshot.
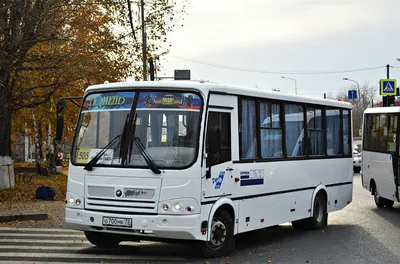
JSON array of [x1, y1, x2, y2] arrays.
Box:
[[46, 123, 56, 173], [32, 110, 46, 175], [0, 70, 15, 188]]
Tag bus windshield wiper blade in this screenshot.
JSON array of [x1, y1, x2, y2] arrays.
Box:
[[84, 135, 121, 171], [131, 136, 161, 174], [125, 113, 160, 174]]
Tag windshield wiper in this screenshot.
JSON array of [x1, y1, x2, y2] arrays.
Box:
[[125, 113, 161, 174], [130, 136, 161, 174], [84, 135, 121, 171]]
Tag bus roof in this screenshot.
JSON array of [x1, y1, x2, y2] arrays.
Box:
[[86, 80, 352, 109], [364, 106, 400, 114]]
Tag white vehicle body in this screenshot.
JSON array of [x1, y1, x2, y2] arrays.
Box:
[[353, 149, 362, 173], [65, 81, 353, 257], [362, 107, 400, 207]]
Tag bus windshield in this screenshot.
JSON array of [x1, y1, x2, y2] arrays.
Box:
[[72, 90, 203, 169]]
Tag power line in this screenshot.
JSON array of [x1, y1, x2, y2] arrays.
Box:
[[168, 55, 386, 75]]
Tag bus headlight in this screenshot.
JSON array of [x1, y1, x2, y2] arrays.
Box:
[[162, 204, 169, 212], [66, 192, 84, 209], [173, 203, 182, 211], [158, 198, 200, 215]]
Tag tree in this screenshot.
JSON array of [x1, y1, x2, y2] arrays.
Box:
[[1, 0, 187, 185], [336, 83, 378, 136]]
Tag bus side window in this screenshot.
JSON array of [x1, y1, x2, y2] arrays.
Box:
[[206, 112, 231, 166]]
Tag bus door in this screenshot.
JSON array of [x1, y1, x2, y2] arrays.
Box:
[[391, 114, 400, 201], [380, 114, 400, 201], [202, 108, 233, 199]]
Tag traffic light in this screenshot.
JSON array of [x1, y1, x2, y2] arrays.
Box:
[[383, 96, 395, 107]]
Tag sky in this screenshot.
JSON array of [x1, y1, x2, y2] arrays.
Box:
[[151, 0, 400, 100]]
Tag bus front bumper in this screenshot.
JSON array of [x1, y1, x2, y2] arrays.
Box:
[[65, 208, 205, 241]]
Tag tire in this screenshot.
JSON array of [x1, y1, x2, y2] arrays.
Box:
[[84, 231, 122, 248], [301, 192, 328, 230], [353, 167, 361, 173], [198, 209, 235, 258], [373, 187, 386, 208], [291, 219, 307, 230], [385, 200, 395, 208]]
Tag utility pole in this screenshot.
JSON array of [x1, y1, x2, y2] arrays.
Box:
[[383, 64, 394, 107], [141, 0, 147, 81]]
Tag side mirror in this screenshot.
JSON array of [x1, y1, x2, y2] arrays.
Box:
[[208, 127, 221, 155], [56, 115, 64, 141]]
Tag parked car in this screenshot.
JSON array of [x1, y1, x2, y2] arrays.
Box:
[[353, 149, 362, 173]]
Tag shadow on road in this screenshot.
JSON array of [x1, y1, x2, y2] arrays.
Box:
[[71, 223, 400, 264], [371, 205, 400, 229]]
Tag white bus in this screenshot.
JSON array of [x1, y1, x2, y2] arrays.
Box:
[[362, 107, 400, 208], [64, 81, 353, 257]]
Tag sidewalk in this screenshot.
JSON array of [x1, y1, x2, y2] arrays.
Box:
[[0, 200, 66, 228], [0, 164, 69, 228]]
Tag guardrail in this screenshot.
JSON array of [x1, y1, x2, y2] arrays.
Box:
[[0, 164, 12, 188]]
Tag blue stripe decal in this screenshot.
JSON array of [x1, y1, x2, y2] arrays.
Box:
[[240, 178, 264, 186], [240, 175, 250, 179]]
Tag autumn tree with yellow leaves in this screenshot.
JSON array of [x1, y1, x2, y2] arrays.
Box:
[[0, 0, 187, 184]]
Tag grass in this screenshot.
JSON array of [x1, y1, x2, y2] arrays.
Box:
[[0, 166, 68, 203]]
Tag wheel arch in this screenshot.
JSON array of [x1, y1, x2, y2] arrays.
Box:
[[311, 185, 328, 215], [369, 178, 376, 195], [207, 198, 236, 240]]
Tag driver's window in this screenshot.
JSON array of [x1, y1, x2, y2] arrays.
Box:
[[206, 112, 231, 166]]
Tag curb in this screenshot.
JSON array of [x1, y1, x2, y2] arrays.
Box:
[[0, 214, 48, 223]]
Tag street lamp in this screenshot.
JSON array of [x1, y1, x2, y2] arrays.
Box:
[[281, 76, 297, 94], [342, 78, 360, 99], [343, 77, 362, 135], [153, 50, 170, 80]]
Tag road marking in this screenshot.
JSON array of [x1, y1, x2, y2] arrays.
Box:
[[0, 227, 80, 232], [0, 252, 186, 261], [0, 238, 90, 244], [0, 233, 86, 238], [0, 227, 188, 263], [0, 245, 87, 250]]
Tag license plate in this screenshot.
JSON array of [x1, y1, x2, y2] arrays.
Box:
[[102, 217, 132, 228]]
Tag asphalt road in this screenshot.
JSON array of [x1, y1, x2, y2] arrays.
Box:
[[1, 173, 399, 264]]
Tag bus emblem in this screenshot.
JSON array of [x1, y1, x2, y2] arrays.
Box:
[[212, 172, 225, 189], [115, 189, 122, 197]]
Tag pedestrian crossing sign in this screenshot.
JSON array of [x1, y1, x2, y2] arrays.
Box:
[[380, 79, 397, 96]]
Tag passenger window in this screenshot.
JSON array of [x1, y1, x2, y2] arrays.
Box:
[[239, 99, 258, 159], [326, 109, 341, 155], [378, 114, 388, 151], [260, 102, 283, 158], [342, 110, 351, 155], [308, 108, 324, 156], [206, 112, 231, 166], [387, 115, 397, 152], [285, 103, 305, 157]]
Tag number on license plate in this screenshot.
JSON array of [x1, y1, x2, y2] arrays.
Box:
[[102, 217, 132, 227]]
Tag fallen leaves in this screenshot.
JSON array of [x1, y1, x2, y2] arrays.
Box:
[[0, 172, 67, 203]]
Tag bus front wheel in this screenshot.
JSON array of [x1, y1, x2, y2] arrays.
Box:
[[84, 231, 122, 248], [197, 209, 235, 258]]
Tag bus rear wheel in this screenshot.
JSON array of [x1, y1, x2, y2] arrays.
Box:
[[374, 187, 394, 208], [293, 192, 327, 230], [84, 231, 122, 248], [198, 209, 234, 258]]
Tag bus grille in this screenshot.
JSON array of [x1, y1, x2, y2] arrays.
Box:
[[85, 186, 157, 213], [85, 197, 157, 213]]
